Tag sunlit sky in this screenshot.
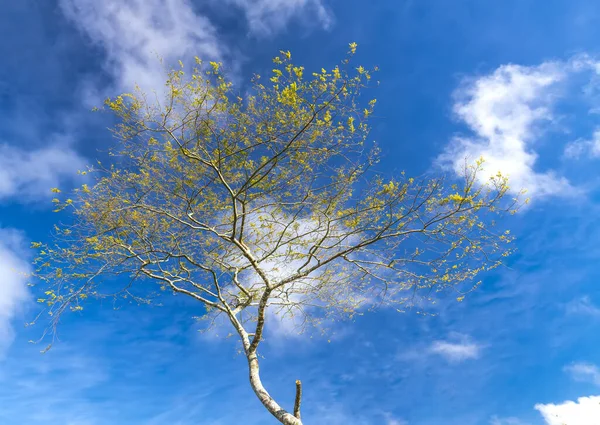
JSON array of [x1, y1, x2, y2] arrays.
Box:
[[2, 1, 600, 424]]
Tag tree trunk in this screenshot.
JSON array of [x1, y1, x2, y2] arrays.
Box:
[[247, 353, 303, 425]]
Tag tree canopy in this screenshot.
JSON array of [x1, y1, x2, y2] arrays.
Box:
[[32, 44, 517, 425]]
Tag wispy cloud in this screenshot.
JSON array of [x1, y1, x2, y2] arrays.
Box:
[[0, 344, 111, 425], [385, 416, 408, 425], [0, 143, 86, 202], [564, 362, 600, 385], [59, 0, 225, 101], [566, 296, 600, 317], [0, 229, 30, 357], [224, 0, 333, 35], [490, 416, 532, 425], [429, 334, 482, 363], [564, 129, 600, 159], [59, 0, 333, 102], [535, 395, 600, 425]]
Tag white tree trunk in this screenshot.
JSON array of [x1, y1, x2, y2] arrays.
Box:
[[247, 353, 303, 425]]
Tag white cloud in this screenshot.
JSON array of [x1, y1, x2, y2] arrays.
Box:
[[429, 334, 482, 362], [225, 0, 332, 35], [566, 296, 600, 317], [564, 129, 600, 159], [0, 144, 86, 202], [441, 54, 600, 198], [59, 0, 225, 100], [441, 61, 572, 197], [564, 362, 600, 386], [0, 229, 31, 356], [535, 395, 600, 425]]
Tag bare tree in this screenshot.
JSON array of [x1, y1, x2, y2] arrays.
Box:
[[33, 45, 516, 425]]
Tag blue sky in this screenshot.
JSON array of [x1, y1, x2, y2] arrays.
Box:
[[2, 1, 600, 424]]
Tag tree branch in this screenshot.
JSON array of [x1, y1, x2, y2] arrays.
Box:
[[294, 380, 302, 420]]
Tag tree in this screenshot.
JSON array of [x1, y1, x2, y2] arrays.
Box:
[[33, 44, 516, 425]]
